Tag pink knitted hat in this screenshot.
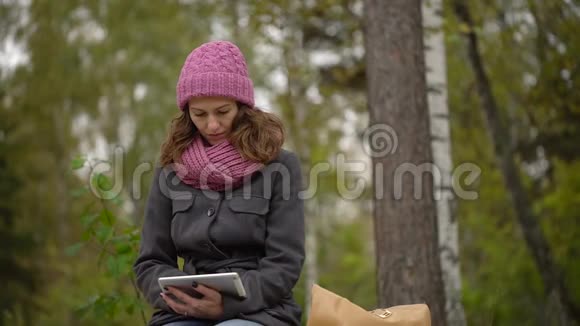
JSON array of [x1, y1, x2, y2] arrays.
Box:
[[176, 40, 255, 111]]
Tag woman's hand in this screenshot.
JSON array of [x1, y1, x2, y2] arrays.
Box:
[[161, 284, 224, 319]]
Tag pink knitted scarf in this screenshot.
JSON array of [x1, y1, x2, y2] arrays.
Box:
[[177, 135, 264, 191]]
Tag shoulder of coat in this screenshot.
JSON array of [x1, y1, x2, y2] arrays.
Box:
[[271, 148, 299, 165]]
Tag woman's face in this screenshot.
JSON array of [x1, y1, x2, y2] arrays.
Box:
[[187, 96, 239, 145]]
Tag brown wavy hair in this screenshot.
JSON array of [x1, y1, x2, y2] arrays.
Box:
[[159, 103, 285, 166]]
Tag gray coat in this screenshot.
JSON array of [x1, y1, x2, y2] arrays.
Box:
[[133, 149, 305, 326]]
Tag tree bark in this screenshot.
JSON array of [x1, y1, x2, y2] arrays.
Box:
[[280, 2, 318, 316], [363, 1, 447, 325], [423, 1, 467, 325], [452, 2, 580, 324]]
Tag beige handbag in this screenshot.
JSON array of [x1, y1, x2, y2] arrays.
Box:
[[307, 284, 431, 326]]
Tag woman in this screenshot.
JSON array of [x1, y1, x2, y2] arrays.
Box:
[[133, 40, 305, 326]]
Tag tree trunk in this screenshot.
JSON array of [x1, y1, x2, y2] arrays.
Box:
[[53, 102, 71, 247], [304, 200, 318, 318], [280, 2, 318, 316], [452, 2, 580, 324], [363, 1, 447, 325], [423, 1, 467, 325]]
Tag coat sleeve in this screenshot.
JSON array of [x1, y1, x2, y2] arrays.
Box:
[[133, 166, 188, 311], [221, 151, 306, 319]]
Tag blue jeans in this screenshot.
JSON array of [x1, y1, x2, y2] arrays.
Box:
[[215, 320, 262, 326], [164, 319, 262, 326]]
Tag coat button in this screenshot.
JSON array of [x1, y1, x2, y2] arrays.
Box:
[[207, 208, 215, 216]]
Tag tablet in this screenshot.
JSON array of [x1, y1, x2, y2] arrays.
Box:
[[158, 272, 247, 299]]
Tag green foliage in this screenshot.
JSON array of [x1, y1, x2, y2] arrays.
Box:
[[1, 0, 579, 325], [317, 217, 377, 310], [66, 161, 144, 323], [0, 94, 45, 325], [445, 0, 580, 325], [537, 160, 580, 305], [71, 156, 87, 170]]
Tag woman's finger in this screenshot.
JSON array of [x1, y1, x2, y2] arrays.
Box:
[[161, 292, 189, 315], [167, 287, 203, 308], [164, 290, 212, 318], [193, 284, 221, 302]]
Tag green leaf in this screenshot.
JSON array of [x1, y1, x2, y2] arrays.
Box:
[[92, 294, 120, 318], [70, 186, 89, 198], [91, 173, 113, 192], [127, 229, 141, 242], [80, 212, 99, 228], [110, 234, 134, 255], [65, 242, 84, 257], [98, 174, 111, 190], [111, 196, 124, 206], [106, 256, 121, 277], [71, 156, 86, 170], [105, 254, 133, 278], [109, 234, 129, 243], [95, 225, 114, 244], [115, 242, 132, 255], [125, 302, 135, 315], [81, 228, 93, 241], [99, 209, 116, 227], [74, 295, 98, 319]]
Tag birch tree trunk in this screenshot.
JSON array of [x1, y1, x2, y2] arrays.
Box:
[[423, 1, 467, 325], [363, 1, 447, 325]]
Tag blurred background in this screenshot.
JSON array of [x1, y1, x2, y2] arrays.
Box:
[[1, 0, 579, 325]]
